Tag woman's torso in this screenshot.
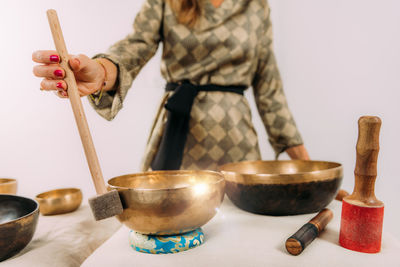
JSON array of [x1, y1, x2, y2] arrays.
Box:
[[160, 0, 268, 86]]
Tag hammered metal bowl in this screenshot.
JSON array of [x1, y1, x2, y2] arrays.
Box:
[[0, 179, 17, 194], [0, 194, 39, 261], [35, 188, 82, 215], [107, 170, 225, 235], [219, 160, 343, 215]]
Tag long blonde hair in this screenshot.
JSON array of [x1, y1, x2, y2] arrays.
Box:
[[167, 0, 202, 27]]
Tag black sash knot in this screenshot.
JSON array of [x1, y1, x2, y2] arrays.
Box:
[[151, 81, 245, 170]]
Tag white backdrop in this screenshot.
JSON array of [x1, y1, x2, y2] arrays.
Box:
[[0, 0, 399, 240]]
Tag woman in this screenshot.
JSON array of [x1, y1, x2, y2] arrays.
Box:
[[32, 0, 310, 171]]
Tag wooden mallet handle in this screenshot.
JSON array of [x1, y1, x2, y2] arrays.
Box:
[[345, 116, 383, 206], [46, 9, 107, 195]]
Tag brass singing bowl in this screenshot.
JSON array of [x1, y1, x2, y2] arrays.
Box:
[[0, 194, 39, 261], [35, 188, 82, 215], [0, 179, 17, 194], [219, 160, 343, 215], [107, 170, 225, 235]]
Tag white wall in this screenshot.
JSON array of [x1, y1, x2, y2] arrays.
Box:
[[0, 0, 399, 240]]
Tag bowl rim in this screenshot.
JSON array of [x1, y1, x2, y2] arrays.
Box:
[[219, 160, 343, 185], [0, 178, 17, 185], [0, 194, 39, 227], [35, 187, 82, 200], [107, 170, 225, 191]]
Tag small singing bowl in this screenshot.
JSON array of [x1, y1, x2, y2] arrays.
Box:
[[219, 160, 343, 216], [35, 188, 82, 216], [0, 179, 17, 194], [108, 170, 225, 235], [0, 194, 39, 261]]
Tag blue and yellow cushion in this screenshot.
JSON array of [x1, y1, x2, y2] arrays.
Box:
[[129, 228, 204, 254]]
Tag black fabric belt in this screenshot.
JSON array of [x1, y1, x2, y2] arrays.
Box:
[[151, 81, 246, 170]]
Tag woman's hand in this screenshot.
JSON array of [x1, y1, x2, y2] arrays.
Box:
[[32, 50, 106, 98], [285, 144, 310, 160]]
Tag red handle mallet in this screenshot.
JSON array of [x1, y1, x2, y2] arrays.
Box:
[[339, 116, 384, 253]]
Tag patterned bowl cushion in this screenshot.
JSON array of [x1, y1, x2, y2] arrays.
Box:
[[129, 228, 204, 254]]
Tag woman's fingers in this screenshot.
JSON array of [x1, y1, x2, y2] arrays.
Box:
[[32, 50, 60, 64], [33, 51, 91, 73], [69, 56, 81, 72], [54, 90, 68, 98], [33, 51, 100, 98], [40, 79, 88, 98], [40, 79, 67, 92], [33, 65, 64, 79], [53, 89, 87, 98], [68, 54, 94, 74]]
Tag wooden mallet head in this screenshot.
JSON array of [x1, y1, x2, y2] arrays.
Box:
[[339, 116, 384, 253]]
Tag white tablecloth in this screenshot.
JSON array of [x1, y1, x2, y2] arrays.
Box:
[[82, 198, 400, 267], [1, 205, 121, 267]]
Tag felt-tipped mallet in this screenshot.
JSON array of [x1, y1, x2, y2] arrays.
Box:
[[46, 10, 123, 220], [339, 116, 384, 253], [285, 189, 350, 256], [285, 208, 333, 256]]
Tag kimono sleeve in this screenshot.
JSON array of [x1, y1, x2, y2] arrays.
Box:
[[251, 6, 303, 158], [89, 0, 164, 121]]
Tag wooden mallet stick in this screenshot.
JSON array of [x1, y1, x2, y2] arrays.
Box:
[[46, 9, 123, 220]]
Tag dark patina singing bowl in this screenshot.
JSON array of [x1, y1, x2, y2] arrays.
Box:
[[219, 160, 343, 215], [108, 170, 225, 235], [0, 194, 39, 261]]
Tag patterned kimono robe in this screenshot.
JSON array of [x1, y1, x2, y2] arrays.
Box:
[[89, 0, 303, 171]]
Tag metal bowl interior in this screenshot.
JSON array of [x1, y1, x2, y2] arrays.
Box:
[[219, 160, 343, 215], [35, 188, 82, 216], [108, 170, 225, 235], [0, 194, 39, 261], [0, 179, 17, 194]]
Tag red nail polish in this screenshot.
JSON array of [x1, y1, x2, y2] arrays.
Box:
[[54, 70, 63, 77], [56, 82, 63, 89], [50, 55, 59, 62]]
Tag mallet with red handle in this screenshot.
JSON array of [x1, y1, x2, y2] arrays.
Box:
[[339, 116, 384, 253]]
